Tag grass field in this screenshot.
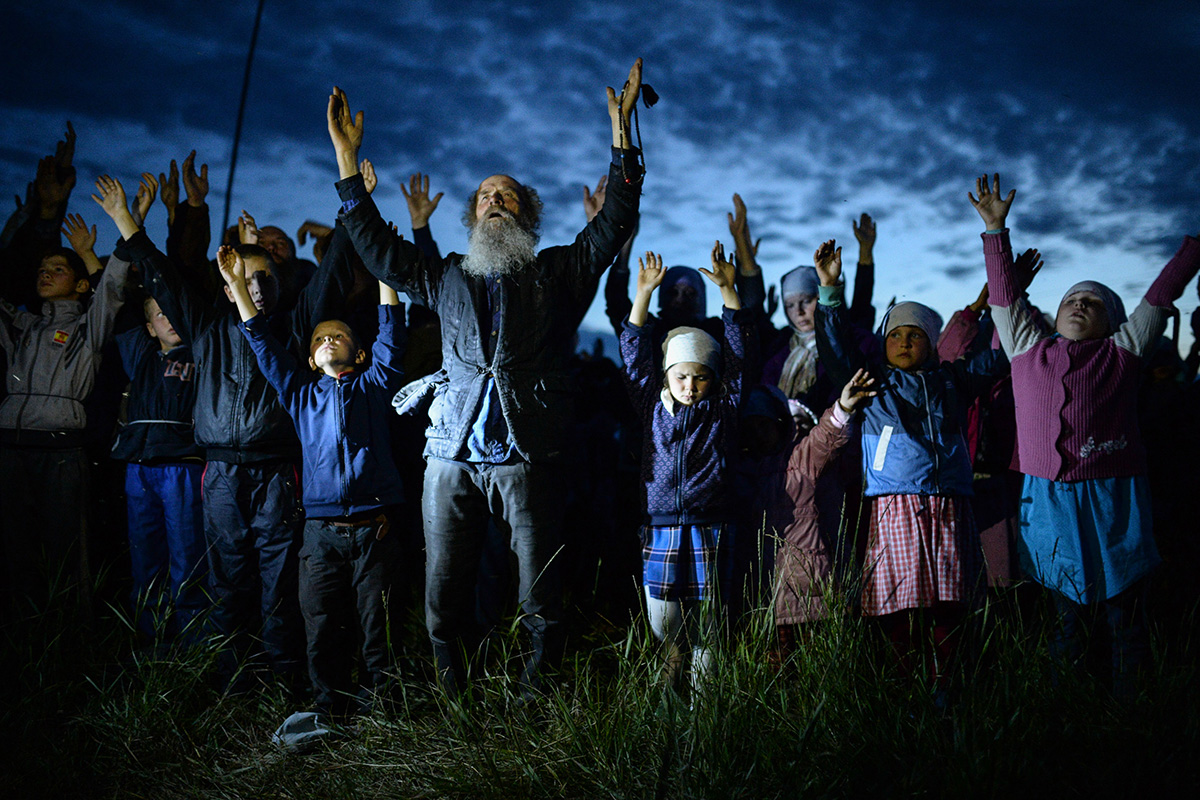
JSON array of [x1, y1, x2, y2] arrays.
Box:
[[2, 579, 1198, 799]]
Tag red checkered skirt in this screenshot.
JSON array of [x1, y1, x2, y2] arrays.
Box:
[[860, 494, 983, 616]]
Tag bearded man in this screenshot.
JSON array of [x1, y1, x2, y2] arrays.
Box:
[[326, 59, 644, 697]]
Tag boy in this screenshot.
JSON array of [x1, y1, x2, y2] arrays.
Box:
[[111, 295, 207, 641], [218, 244, 405, 719], [124, 205, 357, 691], [0, 174, 132, 611]]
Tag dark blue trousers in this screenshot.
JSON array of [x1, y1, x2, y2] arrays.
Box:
[[202, 460, 305, 682], [126, 462, 209, 640]]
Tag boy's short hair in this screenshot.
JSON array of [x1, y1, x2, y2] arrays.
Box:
[[235, 243, 272, 263], [140, 292, 159, 320], [43, 247, 90, 289]]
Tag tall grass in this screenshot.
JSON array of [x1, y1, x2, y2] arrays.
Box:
[[2, 576, 1199, 799]]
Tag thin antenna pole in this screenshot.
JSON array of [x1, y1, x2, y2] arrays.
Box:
[[223, 0, 266, 234]]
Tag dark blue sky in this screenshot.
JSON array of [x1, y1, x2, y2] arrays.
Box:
[[5, 0, 1198, 342]]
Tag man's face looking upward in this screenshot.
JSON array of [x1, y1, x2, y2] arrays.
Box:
[[474, 175, 522, 227]]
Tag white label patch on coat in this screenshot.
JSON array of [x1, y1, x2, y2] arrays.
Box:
[[872, 426, 893, 471]]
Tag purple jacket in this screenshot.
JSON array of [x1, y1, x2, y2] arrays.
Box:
[[984, 229, 1200, 482], [620, 306, 751, 525]]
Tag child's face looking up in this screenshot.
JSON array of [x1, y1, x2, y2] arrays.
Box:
[[308, 320, 364, 376], [667, 362, 715, 406], [1055, 290, 1110, 341], [885, 325, 931, 371]]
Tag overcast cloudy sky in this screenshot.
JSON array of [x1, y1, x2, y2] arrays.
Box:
[[5, 0, 1199, 347]]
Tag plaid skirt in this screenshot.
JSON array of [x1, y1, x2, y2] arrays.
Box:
[[642, 523, 729, 602], [860, 494, 983, 616]]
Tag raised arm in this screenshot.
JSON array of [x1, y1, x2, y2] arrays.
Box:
[[328, 87, 441, 302], [790, 369, 875, 481], [701, 241, 741, 311], [971, 173, 1049, 358], [61, 213, 102, 276], [608, 58, 643, 149], [629, 250, 665, 327], [1115, 229, 1200, 358], [812, 239, 863, 385], [849, 213, 877, 328], [216, 245, 258, 323]]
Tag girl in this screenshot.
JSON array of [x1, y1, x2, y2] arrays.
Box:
[[971, 173, 1200, 696], [813, 239, 1005, 697], [735, 377, 877, 662], [619, 243, 746, 689]]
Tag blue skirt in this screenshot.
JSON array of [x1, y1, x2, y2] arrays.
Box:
[[1018, 474, 1159, 604], [642, 523, 730, 602]]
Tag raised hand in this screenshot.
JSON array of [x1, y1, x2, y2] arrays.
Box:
[[839, 368, 880, 413], [91, 174, 138, 240], [297, 220, 334, 262], [853, 212, 876, 263], [727, 193, 760, 273], [216, 244, 247, 288], [702, 241, 736, 289], [35, 155, 75, 219], [766, 285, 779, 318], [969, 172, 1015, 231], [583, 175, 607, 223], [181, 150, 209, 207], [1013, 247, 1043, 292], [401, 171, 444, 228], [328, 86, 364, 178], [813, 239, 842, 287], [727, 193, 753, 243], [607, 58, 643, 148], [703, 241, 742, 310], [361, 159, 378, 194], [296, 220, 333, 247], [238, 209, 259, 245], [61, 213, 97, 256], [636, 250, 666, 295], [91, 174, 129, 220], [968, 283, 990, 314], [131, 172, 159, 226], [159, 159, 180, 220], [53, 121, 76, 177], [852, 212, 876, 248]]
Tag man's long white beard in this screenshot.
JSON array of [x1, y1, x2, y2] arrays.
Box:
[[460, 216, 539, 278]]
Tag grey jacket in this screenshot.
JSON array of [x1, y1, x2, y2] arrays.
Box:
[[0, 254, 130, 442], [337, 151, 641, 464]]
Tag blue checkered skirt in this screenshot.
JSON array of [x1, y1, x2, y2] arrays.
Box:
[[642, 523, 730, 602]]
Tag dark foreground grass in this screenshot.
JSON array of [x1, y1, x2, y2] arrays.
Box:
[[2, 588, 1198, 799]]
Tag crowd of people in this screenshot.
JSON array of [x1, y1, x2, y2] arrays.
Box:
[[2, 57, 1199, 736]]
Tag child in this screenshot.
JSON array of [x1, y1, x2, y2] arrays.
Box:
[[218, 245, 405, 720], [0, 175, 131, 611], [111, 296, 207, 642], [814, 239, 1004, 697], [734, 375, 877, 661], [970, 173, 1200, 695], [619, 243, 748, 690]]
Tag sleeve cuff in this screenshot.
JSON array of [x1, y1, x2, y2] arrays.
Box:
[[121, 229, 157, 262], [336, 174, 369, 207], [611, 146, 644, 183], [818, 283, 844, 307]]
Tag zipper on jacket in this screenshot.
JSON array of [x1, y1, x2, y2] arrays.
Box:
[[920, 373, 940, 495], [674, 404, 690, 520], [336, 377, 349, 512]]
